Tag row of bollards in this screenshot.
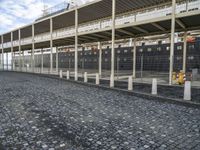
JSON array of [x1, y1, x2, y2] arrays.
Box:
[[59, 70, 191, 101], [151, 78, 191, 101]]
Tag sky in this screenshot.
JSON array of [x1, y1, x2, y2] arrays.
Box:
[[0, 0, 94, 34]]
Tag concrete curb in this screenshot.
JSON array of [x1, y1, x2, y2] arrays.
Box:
[[2, 70, 200, 108]]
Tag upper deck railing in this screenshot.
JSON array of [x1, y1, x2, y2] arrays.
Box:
[[1, 0, 200, 49]]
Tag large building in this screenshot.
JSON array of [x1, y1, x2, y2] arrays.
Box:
[[1, 0, 200, 86]]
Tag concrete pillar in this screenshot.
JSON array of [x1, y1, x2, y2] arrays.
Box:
[[18, 29, 22, 71], [183, 32, 187, 73], [13, 52, 15, 70], [1, 35, 4, 70], [6, 53, 8, 70], [11, 32, 13, 70], [128, 76, 133, 91], [84, 72, 88, 83], [66, 70, 70, 80], [41, 49, 44, 73], [184, 81, 191, 100], [98, 42, 102, 76], [50, 18, 53, 74], [110, 0, 116, 87], [56, 47, 58, 73], [96, 73, 100, 85], [74, 9, 78, 81], [59, 70, 63, 78], [133, 38, 137, 78], [32, 24, 35, 72], [22, 51, 25, 71], [169, 0, 176, 85], [152, 78, 157, 95]]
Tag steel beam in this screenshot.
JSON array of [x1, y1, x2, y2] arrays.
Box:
[[183, 32, 187, 72], [110, 0, 116, 87], [32, 24, 35, 72], [169, 0, 176, 85], [75, 9, 78, 81], [50, 18, 53, 74], [18, 29, 22, 71], [98, 42, 102, 76], [1, 35, 4, 70], [11, 32, 13, 70], [133, 38, 137, 78]]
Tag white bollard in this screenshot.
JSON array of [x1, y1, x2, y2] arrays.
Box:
[[96, 73, 100, 85], [110, 75, 114, 88], [59, 70, 63, 78], [84, 72, 88, 83], [152, 78, 157, 95], [128, 76, 133, 91], [184, 81, 191, 101], [66, 70, 70, 80]]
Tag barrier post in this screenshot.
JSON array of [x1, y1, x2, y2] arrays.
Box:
[[59, 70, 63, 78], [184, 81, 191, 100], [152, 78, 157, 95], [128, 76, 133, 91], [84, 72, 88, 83], [96, 73, 100, 85], [66, 70, 70, 80]]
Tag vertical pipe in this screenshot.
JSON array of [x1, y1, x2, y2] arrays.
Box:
[[183, 32, 187, 73], [169, 0, 176, 85], [18, 29, 22, 71], [41, 49, 44, 73], [98, 42, 102, 76], [75, 9, 78, 81], [50, 18, 53, 74], [6, 52, 8, 70], [11, 32, 13, 70], [110, 0, 116, 87], [133, 38, 137, 78], [1, 35, 3, 70], [32, 24, 35, 72], [56, 47, 58, 73]]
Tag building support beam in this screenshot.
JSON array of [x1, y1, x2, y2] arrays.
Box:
[[98, 42, 102, 77], [133, 38, 137, 78], [22, 51, 24, 71], [183, 32, 187, 73], [74, 9, 78, 81], [169, 0, 176, 85], [151, 23, 166, 31], [32, 24, 35, 72], [6, 52, 8, 70], [117, 29, 135, 36], [110, 0, 116, 87], [41, 49, 44, 73], [1, 35, 4, 70], [50, 18, 53, 74], [176, 19, 186, 29], [11, 32, 14, 70], [56, 47, 58, 73], [132, 26, 148, 34], [18, 29, 22, 71]]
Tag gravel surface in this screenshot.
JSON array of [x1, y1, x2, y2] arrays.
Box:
[[0, 71, 200, 150]]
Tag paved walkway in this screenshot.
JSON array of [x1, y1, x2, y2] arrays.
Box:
[[0, 72, 200, 150]]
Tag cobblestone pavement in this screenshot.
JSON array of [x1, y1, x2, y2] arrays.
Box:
[[0, 72, 200, 150]]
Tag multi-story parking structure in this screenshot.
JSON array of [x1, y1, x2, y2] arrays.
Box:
[[1, 0, 200, 86]]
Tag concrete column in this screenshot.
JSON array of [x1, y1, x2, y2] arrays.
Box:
[[183, 32, 187, 73], [18, 29, 22, 71], [110, 0, 116, 87], [41, 49, 44, 73], [74, 9, 78, 81], [1, 35, 4, 70], [98, 42, 102, 76], [50, 18, 53, 74], [11, 32, 14, 70], [22, 51, 25, 71], [6, 52, 8, 70], [56, 47, 58, 73], [133, 38, 137, 78], [13, 52, 15, 70], [32, 24, 35, 72], [169, 0, 176, 85]]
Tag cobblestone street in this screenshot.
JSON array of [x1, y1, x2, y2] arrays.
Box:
[[0, 72, 200, 150]]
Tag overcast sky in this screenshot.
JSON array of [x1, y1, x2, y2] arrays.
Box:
[[0, 0, 94, 34]]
